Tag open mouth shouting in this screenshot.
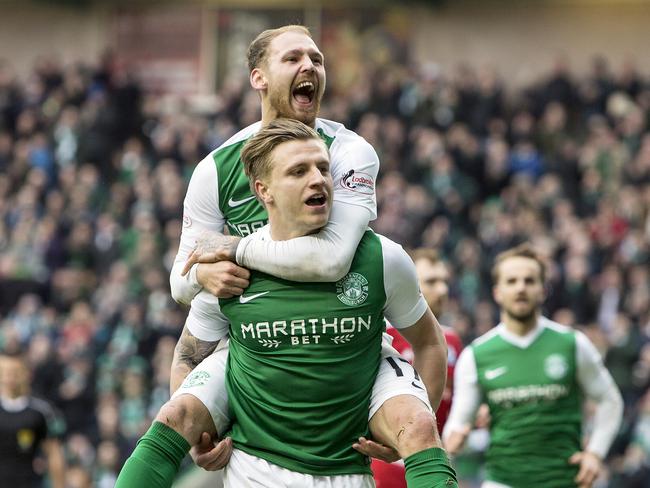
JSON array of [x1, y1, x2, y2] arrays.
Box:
[[305, 192, 328, 210], [293, 80, 316, 107]]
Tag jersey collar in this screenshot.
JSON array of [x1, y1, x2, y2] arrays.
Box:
[[496, 317, 548, 349]]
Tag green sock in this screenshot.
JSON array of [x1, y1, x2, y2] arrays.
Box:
[[404, 447, 458, 488], [115, 421, 191, 488]]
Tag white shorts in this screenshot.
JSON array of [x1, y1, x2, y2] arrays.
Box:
[[369, 336, 432, 419], [171, 340, 231, 436], [172, 334, 431, 436], [223, 448, 375, 488]]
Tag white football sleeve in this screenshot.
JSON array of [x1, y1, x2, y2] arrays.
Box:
[[169, 156, 225, 305], [379, 236, 428, 328], [185, 291, 230, 342], [442, 347, 482, 440], [575, 331, 624, 459]]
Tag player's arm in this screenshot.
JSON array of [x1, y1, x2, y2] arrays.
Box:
[[442, 347, 482, 455], [398, 310, 447, 411], [170, 155, 248, 304], [569, 331, 624, 487], [170, 291, 230, 393], [41, 438, 65, 488], [233, 140, 378, 281], [380, 237, 447, 410], [171, 326, 221, 394], [235, 203, 371, 281]]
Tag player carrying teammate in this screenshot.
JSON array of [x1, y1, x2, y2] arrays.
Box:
[[116, 119, 457, 487]]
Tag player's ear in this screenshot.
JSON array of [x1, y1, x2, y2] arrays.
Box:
[[250, 68, 267, 90], [255, 180, 273, 205], [492, 284, 502, 306]]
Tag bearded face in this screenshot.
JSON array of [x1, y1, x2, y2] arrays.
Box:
[[257, 31, 326, 126]]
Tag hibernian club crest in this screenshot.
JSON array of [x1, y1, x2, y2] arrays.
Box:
[[182, 370, 211, 388], [336, 272, 369, 306], [544, 354, 568, 380]]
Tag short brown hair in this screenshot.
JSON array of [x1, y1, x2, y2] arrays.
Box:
[[491, 243, 547, 284], [247, 25, 312, 72], [240, 118, 325, 195], [408, 248, 442, 266]]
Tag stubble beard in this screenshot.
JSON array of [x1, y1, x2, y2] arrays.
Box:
[[269, 89, 319, 126], [505, 302, 539, 323]]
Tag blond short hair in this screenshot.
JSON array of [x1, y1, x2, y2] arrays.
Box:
[[247, 25, 312, 72], [491, 243, 547, 284], [240, 118, 325, 194]]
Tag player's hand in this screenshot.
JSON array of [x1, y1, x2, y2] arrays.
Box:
[[443, 424, 471, 456], [191, 432, 233, 471], [196, 261, 250, 298], [352, 437, 400, 463], [181, 232, 242, 276], [568, 451, 602, 488]]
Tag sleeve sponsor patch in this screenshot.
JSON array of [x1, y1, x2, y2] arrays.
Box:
[[339, 170, 375, 195]]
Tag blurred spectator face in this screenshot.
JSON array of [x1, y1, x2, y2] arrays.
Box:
[[0, 354, 30, 398], [493, 256, 545, 322], [97, 440, 120, 470], [552, 309, 576, 327], [65, 465, 92, 488], [97, 403, 120, 438], [542, 102, 567, 132], [414, 258, 449, 317], [256, 30, 326, 126], [28, 333, 53, 365]]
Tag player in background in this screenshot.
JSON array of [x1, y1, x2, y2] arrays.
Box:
[[371, 248, 463, 488], [167, 25, 447, 470], [0, 350, 66, 488], [116, 119, 457, 488], [443, 243, 624, 488]]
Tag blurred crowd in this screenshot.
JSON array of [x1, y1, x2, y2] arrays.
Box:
[[0, 49, 649, 486]]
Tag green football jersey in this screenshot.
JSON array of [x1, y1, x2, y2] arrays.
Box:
[[472, 319, 582, 487], [220, 231, 385, 476]]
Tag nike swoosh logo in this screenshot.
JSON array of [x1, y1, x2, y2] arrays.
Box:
[[239, 291, 269, 304], [228, 195, 257, 208], [411, 381, 424, 390], [484, 366, 508, 380]]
